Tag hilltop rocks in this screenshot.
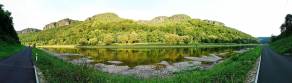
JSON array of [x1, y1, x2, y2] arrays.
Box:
[[43, 18, 78, 30], [203, 20, 225, 26], [83, 13, 125, 26], [169, 14, 192, 21], [150, 16, 168, 22], [138, 14, 193, 24], [150, 14, 191, 23], [86, 13, 120, 21], [17, 28, 41, 34]]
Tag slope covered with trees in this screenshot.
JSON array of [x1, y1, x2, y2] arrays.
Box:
[[271, 14, 292, 54], [19, 13, 258, 45], [0, 4, 24, 60], [0, 4, 19, 43]]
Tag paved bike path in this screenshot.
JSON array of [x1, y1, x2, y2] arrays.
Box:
[[258, 47, 292, 83], [0, 47, 35, 83]]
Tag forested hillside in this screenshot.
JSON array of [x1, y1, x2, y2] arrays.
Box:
[[271, 14, 292, 54], [19, 13, 258, 45], [0, 4, 19, 43], [0, 4, 23, 60]]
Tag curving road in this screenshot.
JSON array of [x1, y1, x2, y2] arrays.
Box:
[[0, 47, 35, 83], [258, 47, 292, 83]]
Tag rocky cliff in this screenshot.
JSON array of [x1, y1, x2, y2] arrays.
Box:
[[43, 18, 78, 30], [203, 20, 225, 26]]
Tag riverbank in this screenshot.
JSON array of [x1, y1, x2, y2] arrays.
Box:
[[37, 44, 259, 48], [32, 46, 261, 82]]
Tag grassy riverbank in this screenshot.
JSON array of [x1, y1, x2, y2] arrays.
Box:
[[32, 48, 137, 83], [37, 43, 259, 48], [0, 42, 24, 60], [33, 46, 260, 83]]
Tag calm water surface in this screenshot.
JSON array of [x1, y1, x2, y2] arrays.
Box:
[[43, 46, 253, 67]]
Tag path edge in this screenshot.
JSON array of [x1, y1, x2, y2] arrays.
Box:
[[255, 54, 262, 83]]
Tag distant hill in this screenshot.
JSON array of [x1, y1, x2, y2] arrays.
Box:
[[19, 13, 258, 45], [17, 28, 41, 34], [138, 14, 192, 24], [0, 4, 19, 43], [257, 37, 270, 44]]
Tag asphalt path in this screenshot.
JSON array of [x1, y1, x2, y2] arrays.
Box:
[[0, 47, 35, 83], [258, 47, 292, 83]]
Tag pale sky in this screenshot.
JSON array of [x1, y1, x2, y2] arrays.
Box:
[[1, 0, 292, 37]]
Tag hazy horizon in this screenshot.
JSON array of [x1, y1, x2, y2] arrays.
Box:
[[1, 0, 292, 37]]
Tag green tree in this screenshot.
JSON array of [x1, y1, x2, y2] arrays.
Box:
[[128, 31, 139, 43], [0, 4, 19, 43], [78, 38, 87, 45], [118, 34, 129, 44], [103, 34, 114, 45]]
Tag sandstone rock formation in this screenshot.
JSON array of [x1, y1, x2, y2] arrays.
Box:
[[203, 20, 225, 26], [43, 18, 78, 30]]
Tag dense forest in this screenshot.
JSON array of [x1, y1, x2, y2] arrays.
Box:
[[0, 4, 19, 44], [271, 14, 292, 42], [19, 13, 258, 46]]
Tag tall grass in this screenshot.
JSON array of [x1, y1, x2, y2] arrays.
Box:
[[0, 42, 24, 60], [32, 48, 138, 83], [33, 47, 261, 83], [270, 36, 292, 54]]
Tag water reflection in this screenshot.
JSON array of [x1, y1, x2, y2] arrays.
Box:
[[43, 46, 251, 67]]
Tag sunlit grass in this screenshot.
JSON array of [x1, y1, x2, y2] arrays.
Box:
[[0, 42, 24, 60]]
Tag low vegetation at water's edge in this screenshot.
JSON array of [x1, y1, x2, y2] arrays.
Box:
[[33, 47, 261, 83]]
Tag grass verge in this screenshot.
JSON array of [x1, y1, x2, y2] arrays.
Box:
[[0, 42, 24, 60], [270, 36, 292, 54], [33, 47, 261, 83]]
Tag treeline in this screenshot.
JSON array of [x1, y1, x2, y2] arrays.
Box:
[[19, 13, 258, 45], [271, 14, 292, 42], [270, 14, 292, 54], [0, 4, 19, 44]]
